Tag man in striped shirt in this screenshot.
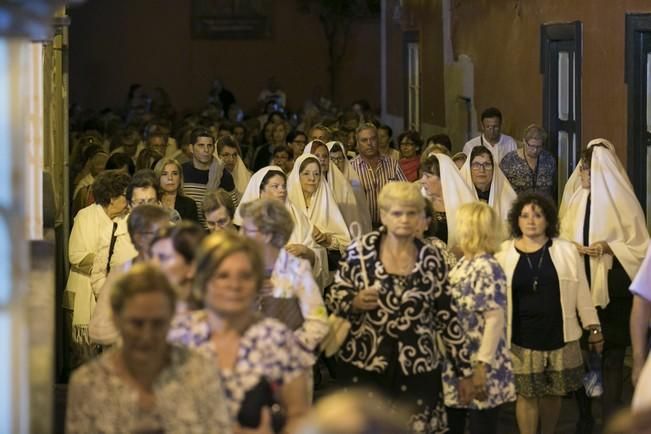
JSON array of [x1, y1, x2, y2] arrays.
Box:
[[349, 123, 407, 229], [182, 127, 235, 228]]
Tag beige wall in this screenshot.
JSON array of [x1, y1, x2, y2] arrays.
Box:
[[68, 0, 380, 114], [452, 0, 651, 160]]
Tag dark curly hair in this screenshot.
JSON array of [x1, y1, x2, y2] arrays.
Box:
[[507, 191, 559, 239], [397, 130, 423, 151], [92, 170, 131, 206]]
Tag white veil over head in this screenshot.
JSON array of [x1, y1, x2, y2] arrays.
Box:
[[560, 138, 649, 307], [304, 140, 372, 234], [459, 148, 517, 221], [287, 153, 351, 248], [423, 153, 476, 247]]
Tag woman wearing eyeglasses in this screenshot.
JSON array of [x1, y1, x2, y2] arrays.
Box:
[[460, 146, 517, 223], [499, 124, 556, 198]]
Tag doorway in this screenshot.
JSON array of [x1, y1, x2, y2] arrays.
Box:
[[541, 21, 582, 199], [625, 14, 651, 229]]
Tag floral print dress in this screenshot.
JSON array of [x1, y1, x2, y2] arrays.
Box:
[[442, 254, 516, 409], [169, 313, 314, 422]]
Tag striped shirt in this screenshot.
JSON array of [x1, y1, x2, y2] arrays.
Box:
[[349, 155, 407, 227], [182, 162, 235, 228]]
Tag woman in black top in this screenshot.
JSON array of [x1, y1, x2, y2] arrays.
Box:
[[496, 192, 602, 434], [154, 158, 199, 222]]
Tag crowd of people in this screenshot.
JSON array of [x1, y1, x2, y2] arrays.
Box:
[[63, 82, 651, 434]]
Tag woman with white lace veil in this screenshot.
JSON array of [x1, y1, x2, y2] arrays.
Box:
[[559, 138, 650, 423], [459, 145, 517, 223], [419, 153, 476, 250], [287, 154, 351, 286], [304, 140, 372, 234], [233, 165, 328, 286]]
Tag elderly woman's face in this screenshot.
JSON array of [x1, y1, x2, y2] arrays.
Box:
[[260, 174, 287, 202], [299, 161, 321, 196], [204, 252, 258, 316], [470, 153, 494, 191], [399, 137, 418, 158], [107, 194, 128, 219], [524, 137, 544, 159], [206, 207, 233, 233], [239, 218, 268, 245], [419, 172, 442, 198], [150, 238, 191, 288], [330, 150, 346, 173], [518, 203, 548, 239], [312, 145, 330, 175], [114, 291, 173, 364], [380, 203, 423, 238]]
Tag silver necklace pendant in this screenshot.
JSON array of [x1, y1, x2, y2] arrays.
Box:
[[533, 279, 538, 292]]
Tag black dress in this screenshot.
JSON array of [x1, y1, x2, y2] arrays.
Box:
[[174, 195, 200, 223]]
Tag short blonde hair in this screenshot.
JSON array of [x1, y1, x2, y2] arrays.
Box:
[[378, 182, 425, 212], [192, 231, 264, 304], [455, 202, 502, 255]]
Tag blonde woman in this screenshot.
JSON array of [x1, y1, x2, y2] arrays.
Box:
[[326, 181, 473, 434], [154, 157, 199, 222], [442, 202, 515, 434]]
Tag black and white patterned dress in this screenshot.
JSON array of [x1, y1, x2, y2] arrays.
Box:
[[326, 231, 472, 434]]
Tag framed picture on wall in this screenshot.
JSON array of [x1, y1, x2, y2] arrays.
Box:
[[191, 0, 273, 39]]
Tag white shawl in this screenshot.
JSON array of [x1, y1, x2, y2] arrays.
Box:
[[459, 155, 517, 221], [326, 141, 372, 234], [304, 141, 372, 234], [233, 165, 329, 281], [425, 153, 476, 248], [287, 154, 351, 249], [559, 138, 650, 307], [230, 155, 252, 195]]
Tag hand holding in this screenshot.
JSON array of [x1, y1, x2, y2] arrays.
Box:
[[352, 285, 380, 311], [458, 376, 475, 404], [472, 363, 488, 401]]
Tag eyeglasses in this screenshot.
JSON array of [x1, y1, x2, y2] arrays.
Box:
[[526, 142, 544, 149], [470, 162, 493, 171]]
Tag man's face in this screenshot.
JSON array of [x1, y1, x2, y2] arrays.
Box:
[[233, 127, 246, 145], [310, 128, 329, 143], [130, 186, 158, 208], [148, 135, 167, 155], [356, 128, 379, 159], [123, 140, 138, 157], [219, 145, 239, 172], [192, 136, 215, 165], [482, 117, 502, 142]]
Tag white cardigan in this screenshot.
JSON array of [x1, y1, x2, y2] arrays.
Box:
[[496, 238, 600, 347]]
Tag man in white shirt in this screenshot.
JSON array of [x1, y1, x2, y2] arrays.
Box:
[[463, 107, 517, 163]]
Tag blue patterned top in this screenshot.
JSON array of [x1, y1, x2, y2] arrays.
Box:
[[169, 312, 314, 421], [442, 254, 516, 409]]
